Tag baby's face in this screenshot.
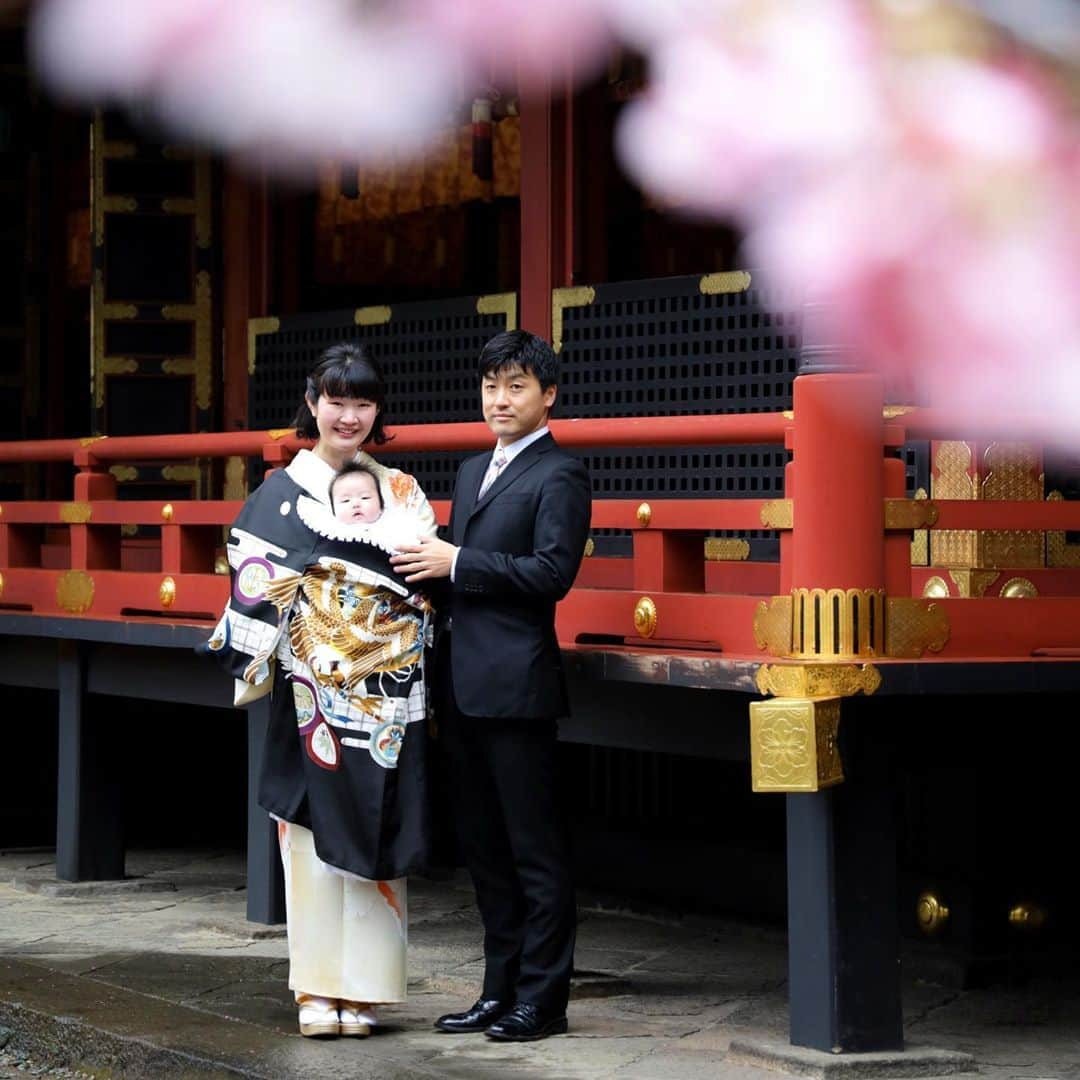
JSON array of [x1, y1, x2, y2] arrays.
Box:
[[333, 473, 382, 524]]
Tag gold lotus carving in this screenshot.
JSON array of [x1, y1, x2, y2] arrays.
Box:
[[749, 697, 844, 793]]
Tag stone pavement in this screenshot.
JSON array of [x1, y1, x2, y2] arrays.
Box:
[[0, 850, 1077, 1079]]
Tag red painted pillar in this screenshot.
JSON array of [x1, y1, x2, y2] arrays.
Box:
[[519, 74, 572, 339], [790, 373, 884, 592]]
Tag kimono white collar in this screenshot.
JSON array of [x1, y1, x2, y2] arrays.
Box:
[[286, 448, 376, 506]]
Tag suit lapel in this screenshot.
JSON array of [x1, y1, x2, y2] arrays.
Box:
[[467, 434, 552, 523]]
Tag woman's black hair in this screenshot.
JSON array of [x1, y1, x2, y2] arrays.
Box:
[[292, 342, 391, 445], [328, 461, 384, 513]]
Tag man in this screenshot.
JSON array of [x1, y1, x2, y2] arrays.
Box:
[[391, 329, 591, 1042]]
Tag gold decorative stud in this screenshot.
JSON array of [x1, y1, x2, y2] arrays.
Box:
[[634, 596, 657, 638], [999, 577, 1038, 599], [214, 555, 230, 576], [921, 575, 950, 598], [161, 503, 174, 522], [0, 570, 4, 600], [1008, 901, 1047, 932], [583, 538, 595, 558], [636, 502, 652, 527], [159, 576, 177, 608], [915, 891, 950, 935]]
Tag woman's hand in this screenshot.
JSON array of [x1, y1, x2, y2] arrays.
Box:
[[390, 537, 457, 582]]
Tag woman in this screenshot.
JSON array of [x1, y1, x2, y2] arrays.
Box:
[[203, 342, 437, 1038]]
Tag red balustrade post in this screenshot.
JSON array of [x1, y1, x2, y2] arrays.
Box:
[[71, 446, 119, 571], [755, 369, 903, 1056]]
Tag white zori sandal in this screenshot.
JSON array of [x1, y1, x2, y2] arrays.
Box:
[[296, 993, 339, 1037], [338, 1001, 377, 1038]]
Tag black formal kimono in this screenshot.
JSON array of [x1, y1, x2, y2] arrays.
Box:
[[203, 448, 436, 1002]]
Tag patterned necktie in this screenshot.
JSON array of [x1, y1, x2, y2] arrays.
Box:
[[478, 446, 508, 499]]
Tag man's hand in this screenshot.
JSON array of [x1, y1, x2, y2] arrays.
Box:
[[390, 536, 457, 582]]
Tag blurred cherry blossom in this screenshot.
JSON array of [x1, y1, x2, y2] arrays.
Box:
[[28, 0, 1080, 435], [29, 0, 460, 163]]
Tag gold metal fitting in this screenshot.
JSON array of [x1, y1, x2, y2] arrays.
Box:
[[636, 502, 652, 527], [56, 570, 94, 614], [749, 697, 843, 792], [214, 555, 230, 576], [921, 576, 950, 598], [915, 891, 950, 935], [999, 577, 1038, 599], [583, 538, 595, 558], [1008, 901, 1047, 932], [634, 596, 657, 638], [161, 503, 174, 522], [0, 570, 4, 600], [159, 576, 176, 608]]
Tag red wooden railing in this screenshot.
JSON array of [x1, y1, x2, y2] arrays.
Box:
[[4, 391, 1080, 663]]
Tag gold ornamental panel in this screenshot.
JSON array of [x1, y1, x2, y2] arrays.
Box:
[[752, 595, 793, 656], [931, 441, 977, 567], [911, 488, 929, 566], [475, 292, 517, 330], [885, 598, 950, 658], [247, 317, 281, 376], [749, 697, 844, 793], [948, 568, 998, 598], [59, 502, 93, 524], [699, 270, 752, 295], [551, 286, 595, 354], [57, 571, 94, 614], [704, 538, 750, 561], [759, 500, 793, 530], [790, 587, 886, 659], [354, 305, 392, 327], [884, 499, 938, 530], [1046, 491, 1080, 567], [755, 663, 880, 700]]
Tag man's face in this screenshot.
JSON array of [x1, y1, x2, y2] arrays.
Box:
[[333, 472, 382, 524], [481, 365, 556, 445]]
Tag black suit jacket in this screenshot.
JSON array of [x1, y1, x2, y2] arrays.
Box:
[[444, 433, 591, 719]]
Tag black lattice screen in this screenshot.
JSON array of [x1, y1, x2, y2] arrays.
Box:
[[248, 295, 515, 495], [555, 273, 798, 558], [249, 277, 927, 562]]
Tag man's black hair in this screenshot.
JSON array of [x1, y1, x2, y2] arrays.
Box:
[[477, 329, 559, 391], [292, 342, 390, 444], [328, 461, 384, 513]]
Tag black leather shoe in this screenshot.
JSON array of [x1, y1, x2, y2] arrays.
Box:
[[485, 1002, 568, 1041], [434, 998, 510, 1033]]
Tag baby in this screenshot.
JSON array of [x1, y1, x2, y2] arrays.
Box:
[[325, 461, 420, 553], [329, 462, 383, 525]]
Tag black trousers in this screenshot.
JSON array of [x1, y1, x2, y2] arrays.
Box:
[[436, 650, 576, 1014]]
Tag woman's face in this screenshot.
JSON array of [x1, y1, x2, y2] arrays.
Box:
[[307, 393, 379, 465]]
